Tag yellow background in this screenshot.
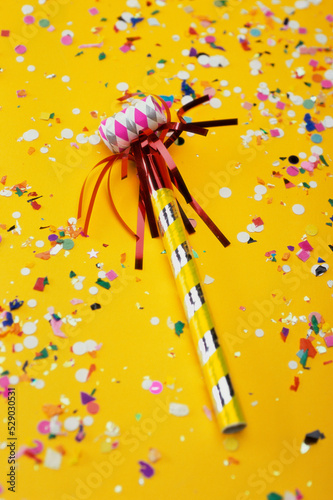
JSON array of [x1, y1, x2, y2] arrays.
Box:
[[1, 0, 333, 499]]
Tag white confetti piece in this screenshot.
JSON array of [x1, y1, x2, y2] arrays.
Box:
[[169, 402, 190, 416], [23, 129, 39, 142]]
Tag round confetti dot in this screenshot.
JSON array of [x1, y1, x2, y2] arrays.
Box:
[[14, 343, 24, 353], [85, 339, 97, 352], [72, 342, 87, 355], [76, 133, 88, 144], [74, 282, 83, 291], [292, 204, 305, 215], [114, 486, 122, 494], [89, 135, 101, 145], [61, 128, 74, 139], [233, 86, 242, 93], [48, 234, 58, 241], [75, 368, 89, 383], [149, 381, 163, 394], [249, 60, 262, 70], [222, 90, 231, 97], [16, 56, 24, 63], [254, 194, 262, 201], [198, 54, 210, 66], [223, 436, 239, 451], [63, 239, 74, 250], [220, 80, 228, 87], [89, 286, 98, 295], [72, 108, 80, 115], [35, 240, 44, 248], [209, 97, 222, 109], [299, 152, 307, 159], [83, 416, 94, 426], [219, 187, 232, 198], [61, 75, 70, 83], [61, 35, 73, 45], [115, 20, 127, 31], [305, 224, 318, 236], [87, 401, 100, 414], [116, 82, 129, 91], [15, 45, 27, 54], [34, 379, 45, 390], [142, 379, 152, 390], [37, 421, 50, 434], [303, 99, 314, 110], [9, 375, 19, 385], [311, 134, 322, 144], [22, 5, 34, 14], [172, 34, 180, 41], [23, 321, 37, 335], [315, 33, 327, 44], [64, 417, 80, 432], [21, 267, 31, 276], [309, 181, 317, 189], [12, 211, 21, 219], [23, 336, 38, 349], [24, 15, 35, 24], [23, 129, 39, 142], [150, 316, 160, 326], [39, 19, 50, 27], [286, 166, 299, 176], [255, 329, 264, 338], [282, 265, 291, 273], [250, 28, 261, 37], [311, 145, 323, 155], [288, 155, 299, 165], [177, 70, 190, 80], [288, 361, 298, 370], [254, 184, 267, 195], [27, 65, 35, 72], [27, 299, 37, 308], [40, 148, 48, 156], [237, 232, 250, 243]]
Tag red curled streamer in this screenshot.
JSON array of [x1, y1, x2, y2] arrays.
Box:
[[78, 94, 237, 269]]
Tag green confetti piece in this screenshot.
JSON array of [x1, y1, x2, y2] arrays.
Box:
[[151, 9, 160, 14], [15, 187, 23, 197], [299, 168, 306, 174], [75, 51, 84, 56], [69, 270, 76, 278], [39, 19, 50, 28], [311, 315, 319, 333], [267, 494, 283, 500], [303, 182, 311, 189], [100, 17, 107, 21], [192, 249, 199, 258], [1, 370, 10, 376], [44, 276, 49, 286], [320, 155, 328, 166], [328, 199, 333, 206], [63, 239, 74, 250], [147, 69, 155, 75], [96, 278, 111, 290], [300, 348, 309, 368], [34, 348, 49, 360], [59, 230, 65, 237], [135, 413, 142, 421], [91, 388, 96, 396], [99, 52, 106, 60], [326, 222, 332, 227], [175, 321, 185, 336], [49, 345, 58, 351], [49, 113, 55, 119], [158, 59, 167, 64]]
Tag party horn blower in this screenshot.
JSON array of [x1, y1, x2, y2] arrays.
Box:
[[79, 94, 246, 433]]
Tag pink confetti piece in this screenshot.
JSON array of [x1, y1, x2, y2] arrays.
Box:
[[324, 335, 333, 348], [24, 15, 35, 24], [106, 270, 118, 281], [79, 42, 104, 48], [70, 298, 84, 305], [15, 44, 27, 54], [270, 129, 280, 137], [50, 317, 67, 338], [149, 381, 163, 394], [61, 35, 73, 46], [297, 249, 311, 262], [299, 240, 313, 251], [276, 101, 285, 110], [88, 7, 99, 15]]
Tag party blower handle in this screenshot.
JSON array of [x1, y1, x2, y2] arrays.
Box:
[[137, 149, 246, 434]]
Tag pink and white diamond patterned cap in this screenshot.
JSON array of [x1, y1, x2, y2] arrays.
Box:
[[99, 95, 167, 154]]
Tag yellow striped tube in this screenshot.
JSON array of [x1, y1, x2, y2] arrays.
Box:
[[151, 187, 246, 433]]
